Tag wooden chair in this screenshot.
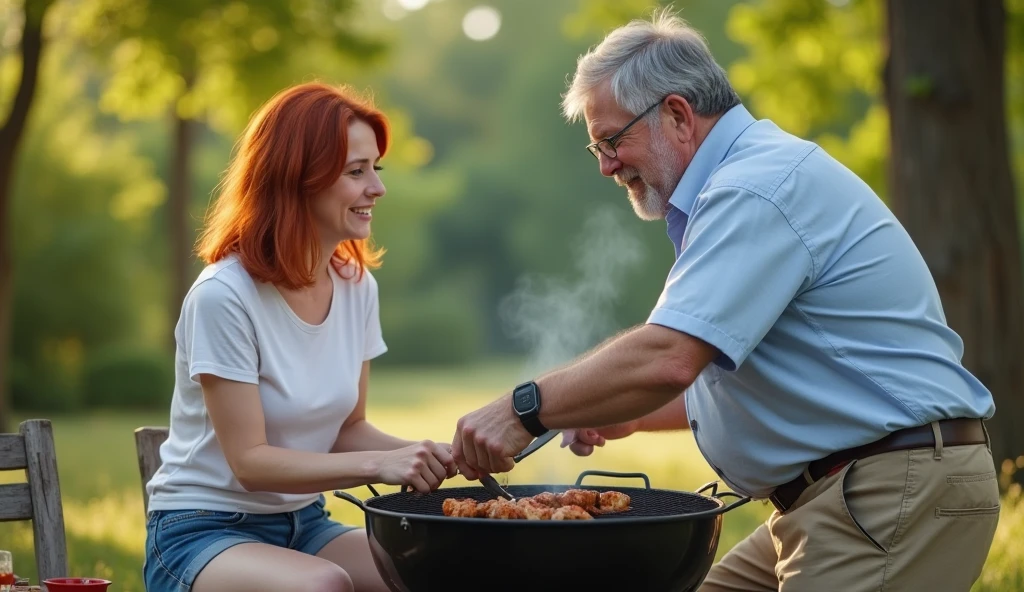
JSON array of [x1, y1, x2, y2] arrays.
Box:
[[133, 426, 168, 514], [0, 419, 68, 581]]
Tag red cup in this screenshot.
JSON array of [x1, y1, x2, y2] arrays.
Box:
[[42, 578, 113, 591]]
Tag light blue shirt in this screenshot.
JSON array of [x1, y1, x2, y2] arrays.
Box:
[[647, 104, 995, 498]]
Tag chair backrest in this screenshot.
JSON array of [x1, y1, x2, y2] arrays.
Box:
[[133, 426, 168, 514], [0, 419, 68, 581]]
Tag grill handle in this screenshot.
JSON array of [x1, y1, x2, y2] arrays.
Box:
[[574, 470, 651, 489], [333, 490, 367, 512], [696, 480, 720, 497], [687, 482, 752, 518]]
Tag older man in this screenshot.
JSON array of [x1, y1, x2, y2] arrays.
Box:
[[451, 8, 1000, 591]]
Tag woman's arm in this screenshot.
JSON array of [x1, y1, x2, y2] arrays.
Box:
[[331, 361, 416, 453], [201, 373, 456, 493]]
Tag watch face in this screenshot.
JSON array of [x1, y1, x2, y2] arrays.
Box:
[[513, 385, 538, 414]]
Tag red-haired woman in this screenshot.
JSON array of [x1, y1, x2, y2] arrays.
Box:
[[142, 82, 456, 592]]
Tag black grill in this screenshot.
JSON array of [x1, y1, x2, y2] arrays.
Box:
[[363, 484, 720, 519]]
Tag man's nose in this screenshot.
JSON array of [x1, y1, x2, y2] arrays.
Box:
[[598, 153, 621, 177]]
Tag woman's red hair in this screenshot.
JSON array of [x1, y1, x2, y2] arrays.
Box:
[[196, 82, 388, 288]]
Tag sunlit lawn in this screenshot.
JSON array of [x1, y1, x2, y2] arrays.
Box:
[[1, 359, 1021, 591]]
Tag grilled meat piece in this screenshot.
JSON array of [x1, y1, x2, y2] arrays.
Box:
[[530, 492, 561, 508], [594, 491, 631, 514], [516, 498, 555, 520], [442, 498, 478, 518], [481, 497, 526, 519], [557, 489, 599, 509], [442, 488, 631, 519], [551, 504, 593, 520]]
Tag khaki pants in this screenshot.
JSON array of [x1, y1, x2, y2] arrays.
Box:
[[701, 432, 1000, 591]]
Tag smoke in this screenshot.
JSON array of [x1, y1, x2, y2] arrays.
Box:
[[499, 206, 645, 380]]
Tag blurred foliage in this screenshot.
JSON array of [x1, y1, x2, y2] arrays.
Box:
[[2, 0, 1023, 409], [4, 37, 166, 411], [974, 461, 1024, 591], [724, 0, 1024, 202], [67, 0, 387, 131], [82, 344, 173, 409], [724, 0, 889, 193]]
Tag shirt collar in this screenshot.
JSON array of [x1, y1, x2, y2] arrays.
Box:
[[668, 104, 757, 216]]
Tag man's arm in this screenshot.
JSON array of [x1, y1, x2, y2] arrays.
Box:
[[564, 394, 689, 456], [451, 324, 716, 476], [638, 394, 689, 431], [535, 324, 714, 429]]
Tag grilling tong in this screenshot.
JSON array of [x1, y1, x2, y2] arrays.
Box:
[[478, 429, 559, 501]]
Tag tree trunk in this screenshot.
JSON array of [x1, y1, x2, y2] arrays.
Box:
[[885, 0, 1024, 487], [0, 0, 55, 432], [168, 100, 197, 341]]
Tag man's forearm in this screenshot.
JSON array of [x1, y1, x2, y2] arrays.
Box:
[[535, 324, 698, 429], [637, 394, 689, 432]]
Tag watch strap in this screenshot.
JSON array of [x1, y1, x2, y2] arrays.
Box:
[[513, 381, 548, 437], [520, 412, 547, 438]]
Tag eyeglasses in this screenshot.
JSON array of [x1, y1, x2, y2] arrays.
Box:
[[585, 99, 663, 160]]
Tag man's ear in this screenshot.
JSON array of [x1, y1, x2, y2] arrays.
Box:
[[663, 94, 696, 144]]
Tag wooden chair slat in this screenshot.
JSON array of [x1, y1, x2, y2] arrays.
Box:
[[0, 482, 33, 521], [22, 420, 69, 580], [0, 433, 27, 470], [134, 426, 169, 514]]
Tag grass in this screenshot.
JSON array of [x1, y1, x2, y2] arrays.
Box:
[[0, 359, 1021, 591]]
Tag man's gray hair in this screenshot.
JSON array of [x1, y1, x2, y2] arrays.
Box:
[[562, 7, 740, 123]]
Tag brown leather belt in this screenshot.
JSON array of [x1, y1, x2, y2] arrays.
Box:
[[768, 418, 987, 514]]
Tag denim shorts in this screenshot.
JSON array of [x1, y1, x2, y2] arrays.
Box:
[[144, 495, 358, 592]]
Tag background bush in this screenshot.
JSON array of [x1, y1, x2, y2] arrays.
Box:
[[81, 346, 173, 410]]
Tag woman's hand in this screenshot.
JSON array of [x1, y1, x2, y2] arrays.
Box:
[[373, 440, 458, 493], [560, 420, 642, 457]]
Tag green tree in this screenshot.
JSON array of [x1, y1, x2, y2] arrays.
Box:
[[9, 40, 167, 413], [724, 0, 888, 189], [885, 0, 1024, 488], [0, 0, 57, 431]]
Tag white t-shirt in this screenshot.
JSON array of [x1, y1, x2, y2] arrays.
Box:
[[146, 254, 388, 513]]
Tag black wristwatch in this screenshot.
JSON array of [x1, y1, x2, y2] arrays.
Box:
[[512, 381, 547, 437]]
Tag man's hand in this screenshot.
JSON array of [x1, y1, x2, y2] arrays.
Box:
[[452, 396, 533, 480], [561, 420, 641, 457]]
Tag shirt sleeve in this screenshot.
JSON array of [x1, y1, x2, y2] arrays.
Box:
[[362, 272, 388, 361], [647, 185, 814, 370], [182, 278, 260, 384]]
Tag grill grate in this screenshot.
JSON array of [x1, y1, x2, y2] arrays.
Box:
[[364, 484, 720, 519]]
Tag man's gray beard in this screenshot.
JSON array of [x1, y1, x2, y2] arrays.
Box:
[[623, 127, 679, 221], [630, 184, 666, 221]]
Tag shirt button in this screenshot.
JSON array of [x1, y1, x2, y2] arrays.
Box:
[[690, 419, 698, 432]]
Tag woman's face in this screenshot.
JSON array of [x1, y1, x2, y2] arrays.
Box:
[[311, 119, 385, 246]]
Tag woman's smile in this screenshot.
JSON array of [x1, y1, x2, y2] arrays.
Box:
[[349, 206, 373, 220]]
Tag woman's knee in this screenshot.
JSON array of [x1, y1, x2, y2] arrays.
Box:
[[302, 563, 354, 592]]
